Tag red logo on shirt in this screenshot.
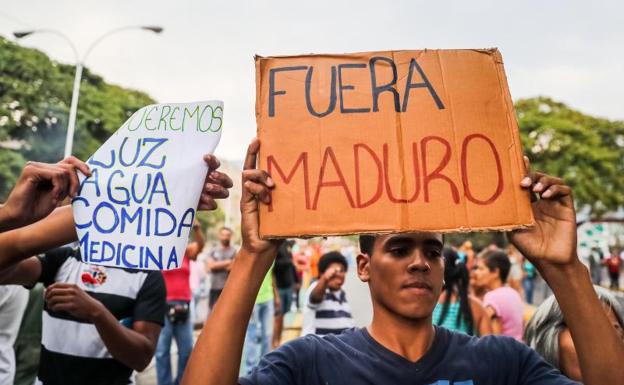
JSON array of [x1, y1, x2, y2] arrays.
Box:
[[81, 265, 107, 288]]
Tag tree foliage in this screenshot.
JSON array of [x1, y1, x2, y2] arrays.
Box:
[[0, 35, 154, 200], [516, 97, 624, 216]]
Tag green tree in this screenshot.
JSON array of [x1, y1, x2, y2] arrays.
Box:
[[516, 97, 624, 216], [0, 35, 155, 200]]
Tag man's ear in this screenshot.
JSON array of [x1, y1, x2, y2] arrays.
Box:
[[356, 253, 371, 283]]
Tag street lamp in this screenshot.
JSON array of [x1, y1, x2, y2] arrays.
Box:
[[13, 25, 163, 158]]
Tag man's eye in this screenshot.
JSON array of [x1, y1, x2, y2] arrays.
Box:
[[426, 250, 442, 259], [390, 248, 410, 257]]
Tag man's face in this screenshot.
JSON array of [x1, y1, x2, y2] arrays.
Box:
[[357, 232, 444, 321], [219, 229, 232, 246], [472, 258, 498, 289]]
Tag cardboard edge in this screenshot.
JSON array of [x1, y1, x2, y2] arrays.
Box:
[[260, 222, 536, 239], [491, 48, 536, 225], [254, 48, 500, 61]]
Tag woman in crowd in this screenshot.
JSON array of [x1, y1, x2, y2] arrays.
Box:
[[525, 286, 624, 382], [432, 248, 491, 336]]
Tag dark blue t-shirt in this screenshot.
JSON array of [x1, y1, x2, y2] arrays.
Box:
[[240, 327, 577, 385]]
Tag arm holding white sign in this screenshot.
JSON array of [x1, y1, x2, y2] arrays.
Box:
[[0, 153, 232, 374], [0, 156, 90, 232], [0, 153, 231, 270]]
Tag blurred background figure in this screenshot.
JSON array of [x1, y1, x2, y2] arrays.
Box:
[[588, 246, 604, 285], [525, 286, 624, 382], [433, 248, 491, 336], [0, 285, 28, 384], [205, 227, 236, 311], [522, 258, 537, 305], [13, 284, 44, 385], [156, 223, 204, 385], [241, 268, 278, 375], [473, 250, 524, 340], [603, 248, 622, 290], [505, 244, 524, 296], [458, 240, 476, 270], [272, 241, 297, 348]]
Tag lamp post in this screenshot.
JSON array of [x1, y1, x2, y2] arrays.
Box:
[[13, 25, 163, 158]]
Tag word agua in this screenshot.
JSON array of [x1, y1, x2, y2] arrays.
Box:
[[74, 136, 194, 269], [267, 134, 503, 211]]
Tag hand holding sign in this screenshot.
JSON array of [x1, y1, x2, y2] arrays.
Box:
[[240, 139, 282, 256], [199, 154, 233, 211], [73, 101, 225, 270], [509, 157, 577, 266], [0, 157, 91, 232]]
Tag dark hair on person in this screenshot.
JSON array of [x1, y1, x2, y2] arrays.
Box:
[[359, 235, 375, 256], [482, 250, 511, 283], [318, 251, 348, 276], [436, 247, 475, 335], [359, 234, 445, 257], [219, 226, 233, 233]]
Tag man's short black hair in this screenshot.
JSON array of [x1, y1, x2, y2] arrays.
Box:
[[359, 234, 445, 256], [482, 250, 511, 283], [359, 235, 375, 256], [318, 251, 348, 277]]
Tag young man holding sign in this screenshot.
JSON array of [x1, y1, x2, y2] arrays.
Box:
[[0, 153, 233, 385], [182, 140, 624, 385]]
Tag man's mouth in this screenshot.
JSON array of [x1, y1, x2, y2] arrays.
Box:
[[401, 281, 433, 294]]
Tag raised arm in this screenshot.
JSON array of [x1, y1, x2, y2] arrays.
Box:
[[182, 139, 282, 385], [186, 221, 206, 261], [309, 267, 339, 304], [509, 157, 624, 384], [0, 157, 90, 233], [0, 205, 77, 271]]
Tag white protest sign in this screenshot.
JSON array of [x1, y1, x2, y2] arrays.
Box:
[[72, 101, 223, 270]]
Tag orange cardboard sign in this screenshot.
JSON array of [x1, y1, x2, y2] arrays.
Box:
[[255, 49, 533, 238]]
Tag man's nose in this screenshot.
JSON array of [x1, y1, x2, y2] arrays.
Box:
[[406, 251, 430, 273]]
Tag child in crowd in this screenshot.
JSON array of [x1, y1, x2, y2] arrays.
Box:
[[302, 252, 354, 336]]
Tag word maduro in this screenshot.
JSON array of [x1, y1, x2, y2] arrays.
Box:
[[267, 134, 503, 211]]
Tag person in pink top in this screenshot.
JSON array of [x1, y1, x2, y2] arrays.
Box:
[[156, 222, 205, 385], [473, 250, 524, 340]]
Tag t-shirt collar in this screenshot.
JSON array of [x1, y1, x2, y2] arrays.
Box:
[[357, 326, 448, 369]]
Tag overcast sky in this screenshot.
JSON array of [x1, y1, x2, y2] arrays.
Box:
[[1, 0, 622, 161]]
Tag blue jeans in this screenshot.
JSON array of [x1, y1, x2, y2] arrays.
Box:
[[522, 277, 535, 304], [156, 302, 193, 385], [242, 300, 274, 374]]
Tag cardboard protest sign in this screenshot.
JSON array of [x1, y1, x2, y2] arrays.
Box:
[[72, 101, 223, 270], [255, 49, 533, 237]]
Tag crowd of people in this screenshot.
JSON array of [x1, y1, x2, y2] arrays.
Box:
[[0, 146, 623, 385]]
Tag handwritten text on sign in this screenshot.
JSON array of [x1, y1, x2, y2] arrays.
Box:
[[72, 101, 223, 270], [256, 50, 533, 237]]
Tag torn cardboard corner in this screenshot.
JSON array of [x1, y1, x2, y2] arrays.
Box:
[[255, 49, 534, 238]]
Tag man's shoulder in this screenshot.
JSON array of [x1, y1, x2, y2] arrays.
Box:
[[442, 327, 528, 356], [282, 328, 362, 352]]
